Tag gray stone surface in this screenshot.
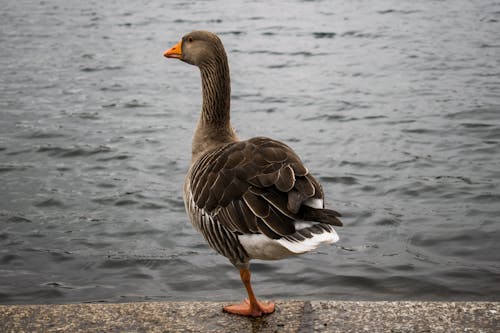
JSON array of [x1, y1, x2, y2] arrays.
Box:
[[0, 301, 498, 332], [309, 301, 499, 333]]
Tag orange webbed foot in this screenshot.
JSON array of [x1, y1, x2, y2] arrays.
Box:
[[223, 299, 275, 317]]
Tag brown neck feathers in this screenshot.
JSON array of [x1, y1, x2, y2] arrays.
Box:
[[192, 43, 237, 161], [199, 54, 231, 125]]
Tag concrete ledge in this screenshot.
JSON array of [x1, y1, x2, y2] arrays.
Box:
[[1, 301, 498, 332]]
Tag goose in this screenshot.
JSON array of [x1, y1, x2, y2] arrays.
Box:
[[163, 31, 342, 317]]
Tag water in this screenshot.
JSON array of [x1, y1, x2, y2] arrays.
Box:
[[1, 0, 499, 304]]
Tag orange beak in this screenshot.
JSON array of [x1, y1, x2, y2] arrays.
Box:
[[164, 40, 182, 59]]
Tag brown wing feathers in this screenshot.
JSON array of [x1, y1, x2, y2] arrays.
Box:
[[287, 174, 321, 213], [189, 136, 341, 239], [302, 206, 343, 226]]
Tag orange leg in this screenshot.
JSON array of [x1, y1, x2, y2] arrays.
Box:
[[223, 269, 275, 317]]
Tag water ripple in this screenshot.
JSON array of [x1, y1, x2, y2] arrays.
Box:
[[1, 0, 499, 304]]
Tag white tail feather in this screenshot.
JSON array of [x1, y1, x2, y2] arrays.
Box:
[[277, 225, 339, 254], [238, 224, 339, 260]]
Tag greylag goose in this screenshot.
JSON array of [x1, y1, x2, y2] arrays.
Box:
[[164, 31, 342, 317]]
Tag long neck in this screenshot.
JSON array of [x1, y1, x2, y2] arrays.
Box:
[[192, 52, 238, 161], [200, 57, 230, 124]]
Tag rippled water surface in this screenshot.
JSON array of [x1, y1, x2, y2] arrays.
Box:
[[1, 0, 500, 304]]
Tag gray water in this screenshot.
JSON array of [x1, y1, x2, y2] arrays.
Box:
[[1, 0, 500, 304]]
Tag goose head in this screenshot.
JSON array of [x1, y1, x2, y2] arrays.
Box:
[[164, 30, 224, 67]]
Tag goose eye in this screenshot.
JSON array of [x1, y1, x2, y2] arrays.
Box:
[[187, 36, 193, 43]]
